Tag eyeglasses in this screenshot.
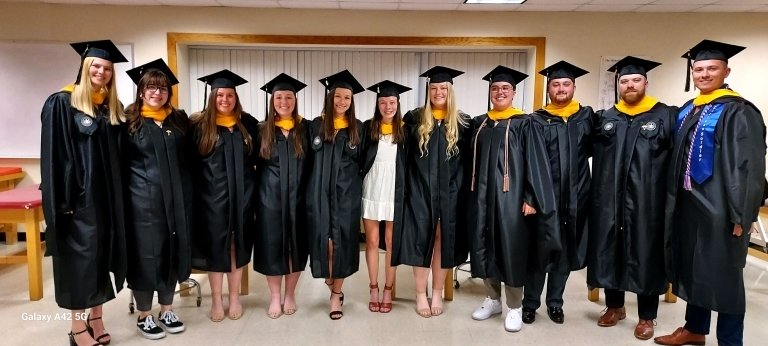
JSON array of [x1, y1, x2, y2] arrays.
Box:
[[490, 86, 514, 94], [146, 85, 170, 94]]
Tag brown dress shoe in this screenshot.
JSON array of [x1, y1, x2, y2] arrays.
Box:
[[597, 307, 626, 327], [635, 319, 655, 340], [653, 327, 705, 345]]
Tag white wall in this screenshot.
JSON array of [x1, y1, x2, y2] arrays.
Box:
[[1, 2, 767, 185]]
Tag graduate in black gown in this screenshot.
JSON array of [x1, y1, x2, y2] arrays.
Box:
[[524, 61, 592, 325], [396, 66, 470, 318], [122, 59, 191, 339], [189, 70, 258, 322], [467, 66, 559, 333], [361, 80, 410, 314], [306, 70, 365, 320], [40, 40, 127, 346], [253, 73, 310, 319], [587, 57, 675, 340], [656, 40, 766, 346]]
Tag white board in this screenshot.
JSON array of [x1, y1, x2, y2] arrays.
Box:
[[0, 41, 133, 158]]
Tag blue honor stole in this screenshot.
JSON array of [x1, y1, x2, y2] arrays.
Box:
[[676, 102, 725, 187]]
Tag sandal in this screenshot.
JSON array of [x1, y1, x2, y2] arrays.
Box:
[[86, 314, 111, 345], [430, 289, 444, 316], [368, 283, 380, 312], [329, 290, 344, 320], [325, 278, 344, 305], [69, 328, 102, 346], [210, 294, 225, 322], [379, 284, 393, 313]]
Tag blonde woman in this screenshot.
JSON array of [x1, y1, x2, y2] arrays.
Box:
[[40, 40, 128, 346], [394, 66, 471, 318]]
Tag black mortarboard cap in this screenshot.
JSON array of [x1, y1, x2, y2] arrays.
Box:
[[367, 80, 412, 98], [70, 39, 128, 85], [70, 40, 128, 63], [607, 56, 661, 103], [260, 73, 307, 94], [681, 40, 745, 91], [318, 69, 365, 94], [197, 69, 247, 109], [126, 58, 179, 86], [608, 56, 661, 77], [538, 60, 589, 81], [420, 65, 464, 84], [198, 69, 248, 89], [483, 65, 528, 85]]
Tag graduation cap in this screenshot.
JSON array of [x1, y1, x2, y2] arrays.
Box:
[[70, 40, 128, 85], [482, 65, 528, 110], [539, 61, 588, 103], [607, 56, 661, 103], [681, 39, 746, 91], [318, 69, 365, 94], [420, 65, 464, 84], [197, 69, 248, 108], [125, 58, 179, 86], [260, 73, 307, 117], [367, 80, 412, 98]]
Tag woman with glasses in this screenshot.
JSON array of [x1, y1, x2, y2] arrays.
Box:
[[122, 59, 192, 340]]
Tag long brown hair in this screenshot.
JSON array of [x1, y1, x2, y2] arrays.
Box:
[[369, 97, 404, 144], [259, 93, 304, 159], [190, 87, 252, 156], [319, 87, 359, 146], [125, 69, 187, 135]]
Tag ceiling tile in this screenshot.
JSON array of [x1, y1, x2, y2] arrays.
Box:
[[277, 0, 339, 9], [521, 0, 590, 4], [457, 3, 522, 11], [157, 0, 220, 6], [634, 4, 703, 12], [217, 0, 280, 8], [99, 0, 161, 5], [340, 1, 398, 10], [754, 5, 768, 11], [42, 0, 101, 4], [652, 0, 718, 4], [694, 4, 763, 11], [586, 0, 653, 4], [575, 4, 643, 11], [398, 2, 460, 11], [516, 4, 580, 11]]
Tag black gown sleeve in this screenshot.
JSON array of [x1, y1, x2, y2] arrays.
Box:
[[40, 92, 76, 256], [720, 101, 766, 231]]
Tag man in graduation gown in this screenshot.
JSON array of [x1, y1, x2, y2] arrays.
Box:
[[524, 61, 593, 325], [655, 40, 765, 346], [587, 57, 676, 340], [468, 66, 559, 333]]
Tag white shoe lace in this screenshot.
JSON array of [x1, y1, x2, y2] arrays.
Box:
[[141, 316, 158, 331], [160, 311, 180, 324], [482, 297, 498, 309]]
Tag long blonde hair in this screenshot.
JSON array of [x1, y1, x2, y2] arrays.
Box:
[[417, 82, 464, 158], [70, 57, 124, 125]]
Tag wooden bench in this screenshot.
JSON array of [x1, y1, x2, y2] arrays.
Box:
[[0, 184, 44, 301], [0, 167, 25, 245]]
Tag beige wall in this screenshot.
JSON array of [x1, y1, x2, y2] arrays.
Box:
[[1, 2, 767, 185]]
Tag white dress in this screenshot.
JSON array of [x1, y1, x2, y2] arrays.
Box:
[[362, 134, 397, 221]]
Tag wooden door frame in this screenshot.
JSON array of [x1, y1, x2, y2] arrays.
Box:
[[167, 32, 546, 109]]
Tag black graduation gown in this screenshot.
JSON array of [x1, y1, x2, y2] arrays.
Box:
[[122, 113, 193, 292], [467, 114, 560, 286], [393, 109, 471, 269], [360, 120, 408, 253], [189, 113, 258, 272], [588, 103, 675, 296], [40, 91, 127, 309], [529, 106, 594, 273], [306, 118, 363, 279], [664, 95, 765, 314], [252, 121, 310, 276]]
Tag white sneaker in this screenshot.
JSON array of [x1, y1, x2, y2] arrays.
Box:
[[471, 297, 502, 320], [505, 308, 523, 332]]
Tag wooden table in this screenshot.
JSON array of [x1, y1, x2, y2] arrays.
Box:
[[0, 185, 44, 301], [0, 167, 25, 244]]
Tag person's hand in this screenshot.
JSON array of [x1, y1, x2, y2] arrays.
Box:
[[733, 224, 743, 236], [522, 202, 537, 216]]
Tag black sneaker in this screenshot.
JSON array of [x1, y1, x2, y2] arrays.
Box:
[[158, 310, 185, 334], [137, 315, 166, 340]]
